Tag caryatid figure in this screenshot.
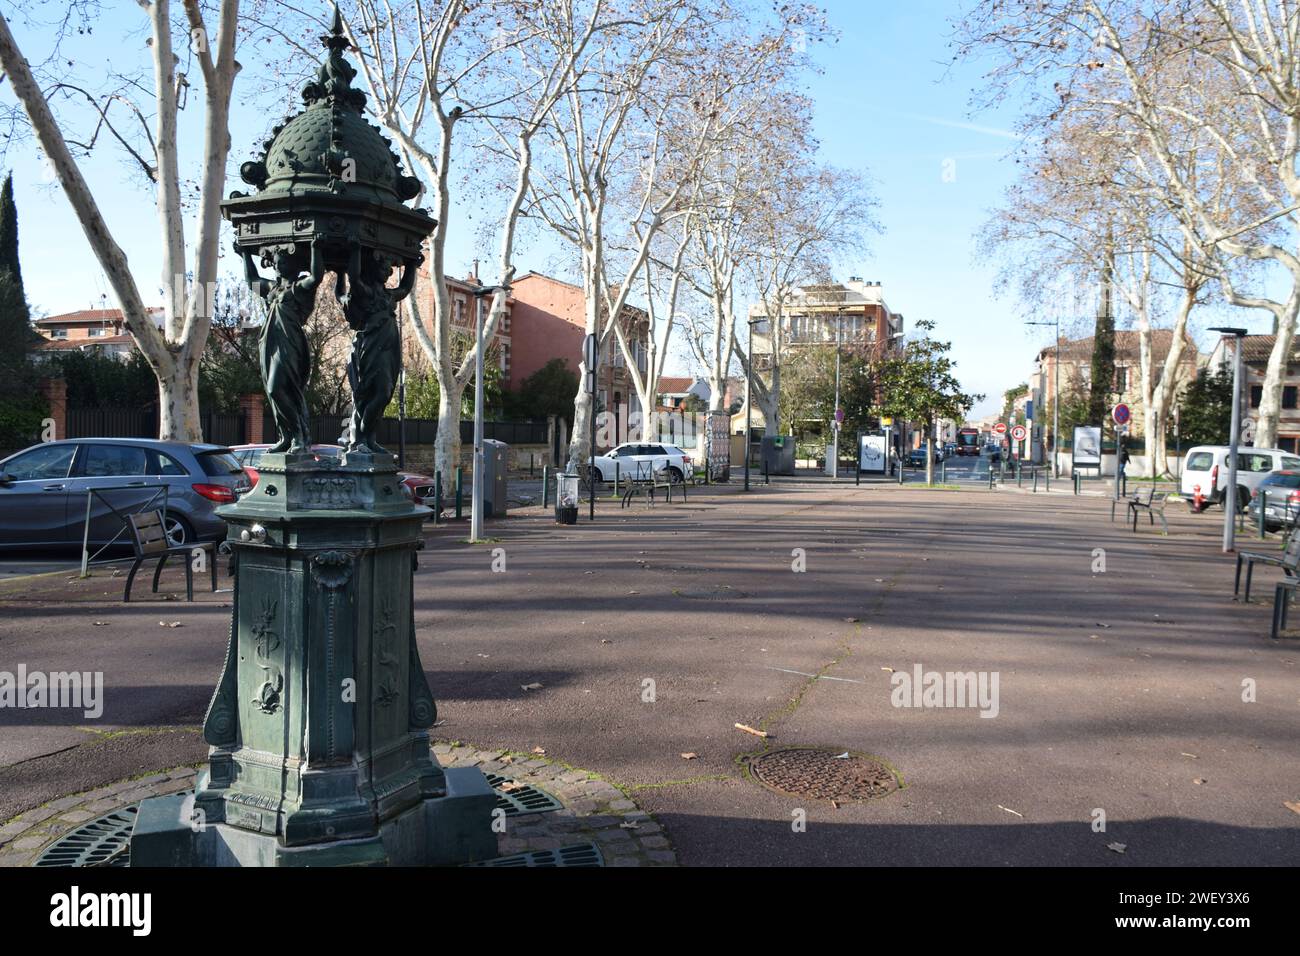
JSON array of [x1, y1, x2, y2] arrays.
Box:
[[342, 247, 419, 456], [244, 241, 325, 454]]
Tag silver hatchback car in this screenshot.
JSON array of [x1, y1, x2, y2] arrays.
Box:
[[0, 438, 250, 550]]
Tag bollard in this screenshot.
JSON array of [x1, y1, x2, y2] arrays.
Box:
[[898, 458, 904, 484], [764, 458, 770, 485], [988, 464, 994, 490], [455, 467, 463, 520], [530, 454, 535, 477], [541, 466, 549, 508], [940, 459, 946, 484], [1259, 489, 1266, 539], [1032, 467, 1039, 493], [612, 462, 620, 499], [433, 471, 442, 525], [855, 464, 860, 486], [1017, 463, 1023, 488], [1045, 469, 1051, 493]]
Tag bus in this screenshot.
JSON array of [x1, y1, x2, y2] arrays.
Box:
[[956, 427, 981, 457]]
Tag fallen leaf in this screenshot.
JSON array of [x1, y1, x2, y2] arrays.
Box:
[[1181, 752, 1198, 759], [844, 617, 860, 623], [91, 621, 109, 626], [881, 666, 895, 673], [499, 780, 525, 792], [1107, 842, 1127, 854], [1193, 777, 1207, 785], [520, 682, 543, 691], [619, 820, 640, 830], [832, 752, 850, 759], [997, 805, 1024, 818], [600, 639, 612, 645], [680, 752, 698, 760], [830, 799, 841, 809], [1096, 622, 1111, 628], [531, 746, 546, 755], [159, 621, 182, 628], [734, 722, 769, 739], [1283, 801, 1300, 815]]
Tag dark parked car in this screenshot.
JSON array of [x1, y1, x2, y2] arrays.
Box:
[[1248, 470, 1300, 531], [0, 438, 250, 550]]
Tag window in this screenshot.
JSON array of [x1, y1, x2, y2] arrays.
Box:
[[50, 328, 67, 339], [149, 450, 188, 476], [1251, 385, 1263, 408], [1282, 455, 1300, 469], [3, 443, 75, 481], [1285, 387, 1297, 409], [88, 327, 107, 338], [197, 451, 244, 476], [1114, 367, 1127, 392], [1238, 453, 1273, 473], [1186, 452, 1214, 471], [81, 444, 149, 477]]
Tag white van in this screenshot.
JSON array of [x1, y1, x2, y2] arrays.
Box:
[[1179, 445, 1300, 510]]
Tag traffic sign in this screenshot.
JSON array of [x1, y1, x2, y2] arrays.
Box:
[[1112, 403, 1131, 426], [1010, 424, 1028, 442], [993, 422, 1007, 435]]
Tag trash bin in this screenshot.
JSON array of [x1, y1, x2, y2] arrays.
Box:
[[761, 436, 795, 475], [481, 438, 508, 518], [555, 472, 579, 525]]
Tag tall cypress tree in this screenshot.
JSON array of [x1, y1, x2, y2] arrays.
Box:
[[0, 172, 32, 370], [1087, 236, 1116, 429]]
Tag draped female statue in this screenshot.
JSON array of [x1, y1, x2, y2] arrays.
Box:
[[244, 242, 324, 454]]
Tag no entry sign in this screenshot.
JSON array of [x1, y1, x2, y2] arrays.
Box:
[[993, 422, 1007, 435], [1010, 424, 1028, 442]]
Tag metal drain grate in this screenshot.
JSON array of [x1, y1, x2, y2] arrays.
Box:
[[33, 805, 139, 868], [468, 843, 603, 868], [31, 774, 561, 868], [485, 772, 564, 816], [746, 747, 900, 802]]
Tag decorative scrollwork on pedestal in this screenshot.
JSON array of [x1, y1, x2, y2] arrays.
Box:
[[250, 597, 283, 716]]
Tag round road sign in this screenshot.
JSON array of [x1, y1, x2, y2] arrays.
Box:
[[1010, 424, 1028, 441], [993, 422, 1007, 435], [1112, 403, 1131, 426]]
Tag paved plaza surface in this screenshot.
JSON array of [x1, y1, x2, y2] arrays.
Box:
[[1, 481, 1297, 866]]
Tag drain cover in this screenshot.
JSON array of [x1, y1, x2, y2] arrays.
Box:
[[468, 843, 602, 868], [484, 773, 564, 816], [34, 805, 139, 868], [746, 747, 899, 802], [32, 774, 559, 868]]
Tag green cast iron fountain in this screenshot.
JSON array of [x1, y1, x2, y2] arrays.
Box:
[[128, 9, 497, 866]]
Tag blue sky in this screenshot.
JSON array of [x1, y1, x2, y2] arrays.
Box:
[[3, 0, 1273, 417]]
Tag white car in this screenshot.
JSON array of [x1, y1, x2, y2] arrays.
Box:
[[592, 443, 692, 483], [1179, 444, 1300, 511]]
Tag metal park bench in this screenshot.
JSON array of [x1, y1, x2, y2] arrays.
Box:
[[620, 462, 686, 509], [1127, 486, 1172, 535], [123, 510, 218, 602], [1234, 532, 1300, 604]]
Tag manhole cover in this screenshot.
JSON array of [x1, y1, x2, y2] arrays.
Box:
[[746, 747, 900, 802]]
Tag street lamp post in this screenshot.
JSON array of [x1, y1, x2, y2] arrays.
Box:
[[470, 284, 508, 544], [744, 317, 761, 492], [1209, 327, 1249, 553], [831, 314, 841, 479], [1026, 317, 1061, 478]]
